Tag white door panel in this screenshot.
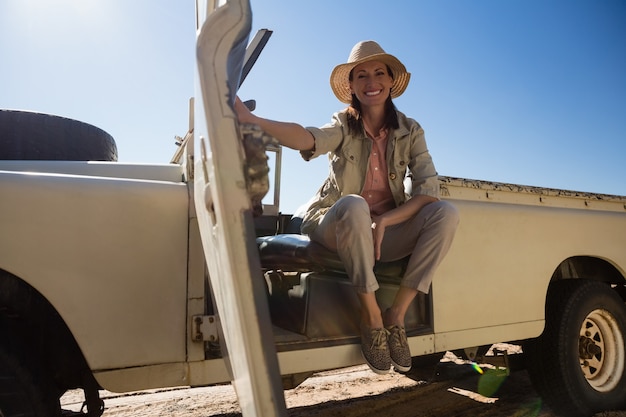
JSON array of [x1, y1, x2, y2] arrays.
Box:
[[194, 0, 286, 415]]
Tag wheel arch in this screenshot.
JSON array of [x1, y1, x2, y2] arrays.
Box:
[[551, 255, 626, 301], [523, 256, 626, 344], [0, 268, 98, 396]]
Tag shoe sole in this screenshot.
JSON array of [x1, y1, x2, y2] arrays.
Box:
[[361, 351, 391, 375], [391, 359, 412, 373]]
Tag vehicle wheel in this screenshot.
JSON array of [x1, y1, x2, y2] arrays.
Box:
[[0, 109, 117, 161], [0, 344, 60, 417], [525, 279, 626, 416]]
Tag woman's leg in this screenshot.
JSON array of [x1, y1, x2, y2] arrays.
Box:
[[381, 200, 459, 296], [309, 195, 379, 293], [310, 195, 390, 373], [358, 292, 383, 328], [380, 200, 459, 372], [383, 286, 418, 327]]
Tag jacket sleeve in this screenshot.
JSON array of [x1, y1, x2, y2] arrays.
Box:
[[408, 124, 440, 199], [300, 112, 346, 161]]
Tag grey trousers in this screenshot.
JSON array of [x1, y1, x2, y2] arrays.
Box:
[[309, 195, 459, 294]]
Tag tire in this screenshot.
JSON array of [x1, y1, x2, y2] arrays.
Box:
[[0, 109, 117, 161], [525, 279, 626, 416], [0, 344, 60, 417]]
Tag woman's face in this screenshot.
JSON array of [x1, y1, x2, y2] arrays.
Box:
[[349, 60, 393, 107]]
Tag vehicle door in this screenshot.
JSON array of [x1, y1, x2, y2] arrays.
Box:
[[194, 0, 287, 416]]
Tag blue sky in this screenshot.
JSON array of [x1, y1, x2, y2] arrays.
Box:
[[2, 0, 624, 214]]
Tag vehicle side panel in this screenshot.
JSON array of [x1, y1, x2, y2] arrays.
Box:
[[433, 187, 626, 338], [0, 171, 189, 371]]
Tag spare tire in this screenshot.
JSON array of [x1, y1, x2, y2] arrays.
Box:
[[0, 109, 117, 161]]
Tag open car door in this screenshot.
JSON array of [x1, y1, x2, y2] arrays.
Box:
[[194, 0, 287, 416]]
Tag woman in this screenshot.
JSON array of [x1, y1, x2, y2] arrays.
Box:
[[235, 40, 459, 375]]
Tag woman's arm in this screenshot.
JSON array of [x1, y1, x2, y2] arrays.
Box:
[[234, 97, 315, 151]]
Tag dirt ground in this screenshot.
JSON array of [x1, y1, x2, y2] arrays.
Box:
[[61, 347, 626, 417]]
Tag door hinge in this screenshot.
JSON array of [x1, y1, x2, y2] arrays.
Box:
[[192, 315, 218, 342]]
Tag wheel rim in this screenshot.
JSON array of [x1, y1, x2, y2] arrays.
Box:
[[578, 308, 625, 392]]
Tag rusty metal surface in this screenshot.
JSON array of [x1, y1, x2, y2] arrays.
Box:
[[439, 176, 626, 209]]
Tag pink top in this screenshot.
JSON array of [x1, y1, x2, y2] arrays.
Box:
[[361, 125, 395, 216]]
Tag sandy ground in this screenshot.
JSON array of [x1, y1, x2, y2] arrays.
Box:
[[61, 347, 626, 417]]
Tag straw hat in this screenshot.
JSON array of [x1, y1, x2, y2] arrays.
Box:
[[330, 40, 411, 104]]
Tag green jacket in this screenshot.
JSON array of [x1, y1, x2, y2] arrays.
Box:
[[300, 109, 439, 234]]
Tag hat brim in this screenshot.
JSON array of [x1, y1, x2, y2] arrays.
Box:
[[330, 53, 411, 104]]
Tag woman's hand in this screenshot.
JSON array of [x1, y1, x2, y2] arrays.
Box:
[[234, 96, 257, 125], [370, 195, 438, 260], [371, 215, 387, 261], [233, 96, 315, 151]]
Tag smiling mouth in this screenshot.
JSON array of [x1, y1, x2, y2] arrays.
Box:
[[365, 89, 382, 97]]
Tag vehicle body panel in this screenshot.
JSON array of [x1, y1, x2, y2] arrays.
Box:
[[0, 167, 189, 371], [0, 160, 184, 182], [432, 178, 626, 344]]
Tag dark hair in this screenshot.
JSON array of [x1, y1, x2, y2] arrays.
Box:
[[346, 64, 399, 136]]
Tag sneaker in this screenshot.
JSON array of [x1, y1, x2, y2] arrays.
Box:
[[387, 325, 412, 372], [360, 325, 391, 375]]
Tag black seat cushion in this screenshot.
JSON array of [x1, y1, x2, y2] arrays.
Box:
[[257, 234, 409, 283]]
